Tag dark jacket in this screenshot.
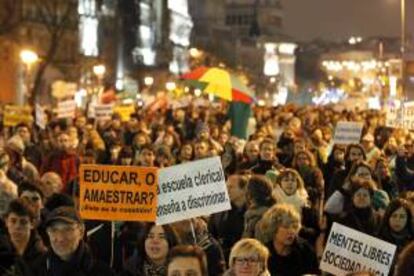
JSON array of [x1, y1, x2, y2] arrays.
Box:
[[266, 237, 319, 276], [250, 159, 278, 175], [339, 207, 381, 236], [395, 155, 414, 192], [208, 203, 246, 261], [31, 241, 115, 276]]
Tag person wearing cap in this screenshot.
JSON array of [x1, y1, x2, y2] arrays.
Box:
[[361, 133, 381, 165], [31, 206, 115, 276]]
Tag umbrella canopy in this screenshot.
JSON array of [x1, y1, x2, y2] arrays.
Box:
[[181, 67, 255, 104]]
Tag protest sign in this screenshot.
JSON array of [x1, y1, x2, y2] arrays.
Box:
[[79, 165, 158, 222], [386, 101, 414, 129], [57, 99, 76, 119], [156, 156, 231, 225], [52, 81, 77, 99], [333, 121, 363, 145], [113, 105, 135, 122], [35, 104, 47, 129], [94, 103, 114, 121], [3, 105, 33, 127], [320, 223, 397, 276]]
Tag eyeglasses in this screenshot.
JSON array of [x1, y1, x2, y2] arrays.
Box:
[[234, 257, 260, 265]]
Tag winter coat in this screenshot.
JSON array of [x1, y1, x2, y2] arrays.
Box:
[[266, 237, 319, 276], [395, 155, 414, 192], [31, 241, 115, 276], [339, 207, 381, 236], [41, 150, 79, 190], [243, 206, 270, 238]]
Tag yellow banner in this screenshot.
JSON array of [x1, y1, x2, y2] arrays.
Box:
[[3, 105, 33, 127], [79, 165, 158, 222], [113, 105, 135, 122]]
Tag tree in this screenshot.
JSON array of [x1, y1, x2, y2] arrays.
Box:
[[30, 0, 77, 105]]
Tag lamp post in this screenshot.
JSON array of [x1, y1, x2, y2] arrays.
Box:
[[20, 49, 39, 104]]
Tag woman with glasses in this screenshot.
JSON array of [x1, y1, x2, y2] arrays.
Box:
[[224, 238, 270, 276], [256, 204, 319, 276]]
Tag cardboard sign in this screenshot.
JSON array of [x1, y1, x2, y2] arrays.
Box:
[[94, 103, 114, 121], [35, 104, 47, 130], [57, 99, 76, 119], [156, 157, 231, 225], [113, 105, 135, 122], [386, 101, 414, 129], [3, 105, 33, 127], [52, 81, 77, 99], [320, 223, 397, 276], [79, 165, 158, 222], [333, 121, 363, 144]]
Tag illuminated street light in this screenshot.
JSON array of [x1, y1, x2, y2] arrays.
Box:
[[194, 89, 202, 97], [144, 76, 154, 86], [189, 48, 202, 58], [20, 50, 39, 65], [166, 81, 176, 91], [93, 64, 106, 78]]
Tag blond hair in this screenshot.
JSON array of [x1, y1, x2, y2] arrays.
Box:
[[229, 238, 269, 273], [255, 203, 301, 244]]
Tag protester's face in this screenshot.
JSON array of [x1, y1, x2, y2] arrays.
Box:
[[227, 177, 246, 204], [5, 213, 33, 244], [219, 133, 229, 146], [280, 173, 298, 196], [20, 191, 42, 215], [389, 207, 408, 233], [245, 143, 259, 162], [112, 119, 121, 129], [134, 134, 147, 147], [168, 257, 202, 276], [354, 166, 372, 181], [180, 145, 193, 161], [145, 225, 169, 264], [233, 254, 262, 276], [294, 142, 306, 154], [47, 222, 83, 260], [57, 133, 71, 151], [333, 149, 345, 162], [296, 153, 310, 167], [41, 175, 62, 198], [139, 149, 155, 166], [17, 127, 31, 144], [163, 134, 174, 147], [199, 130, 209, 141], [260, 143, 274, 161], [194, 142, 209, 159], [75, 116, 86, 129], [348, 147, 364, 162], [274, 222, 300, 247], [352, 188, 371, 208], [375, 161, 389, 178]]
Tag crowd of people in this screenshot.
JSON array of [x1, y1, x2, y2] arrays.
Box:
[[0, 100, 414, 276]]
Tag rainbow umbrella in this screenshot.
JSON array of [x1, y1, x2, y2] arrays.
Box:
[[181, 67, 255, 104]]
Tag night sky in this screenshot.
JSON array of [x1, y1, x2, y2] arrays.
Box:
[[281, 0, 414, 41]]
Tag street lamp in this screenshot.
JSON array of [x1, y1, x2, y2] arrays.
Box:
[[93, 64, 106, 79], [144, 76, 154, 86], [166, 81, 176, 91], [20, 49, 39, 104]]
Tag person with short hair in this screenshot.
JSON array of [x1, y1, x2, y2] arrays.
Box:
[[40, 172, 63, 199], [167, 245, 208, 276], [250, 139, 280, 175], [225, 238, 270, 276], [138, 144, 156, 167], [0, 199, 46, 273], [255, 203, 319, 276], [31, 206, 115, 275]]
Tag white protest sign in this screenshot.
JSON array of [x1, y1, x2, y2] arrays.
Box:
[[52, 81, 77, 99], [333, 121, 364, 144], [57, 99, 76, 119], [94, 104, 114, 121], [386, 101, 414, 129], [156, 156, 231, 225], [35, 104, 47, 129], [320, 223, 397, 276]]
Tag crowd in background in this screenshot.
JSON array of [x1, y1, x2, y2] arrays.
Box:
[[1, 101, 414, 276]]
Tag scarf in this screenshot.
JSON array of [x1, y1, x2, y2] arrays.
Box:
[[272, 185, 309, 214], [143, 259, 166, 276]]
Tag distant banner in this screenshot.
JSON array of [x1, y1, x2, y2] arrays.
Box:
[[320, 223, 396, 276], [3, 105, 33, 127], [94, 103, 114, 121], [333, 121, 363, 144], [57, 99, 76, 119], [156, 156, 231, 225], [79, 165, 158, 222], [386, 101, 414, 129], [113, 105, 135, 122], [35, 104, 47, 130]]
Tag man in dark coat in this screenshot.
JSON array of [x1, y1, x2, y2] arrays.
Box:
[[31, 206, 114, 276]]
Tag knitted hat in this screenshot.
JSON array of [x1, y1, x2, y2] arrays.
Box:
[[372, 190, 390, 210]]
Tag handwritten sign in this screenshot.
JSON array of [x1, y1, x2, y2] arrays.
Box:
[[333, 121, 363, 144]]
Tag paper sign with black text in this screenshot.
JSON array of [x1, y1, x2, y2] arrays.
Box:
[[333, 121, 364, 144], [35, 104, 47, 129], [386, 101, 414, 129], [156, 156, 231, 225], [94, 103, 114, 121], [320, 223, 397, 276], [57, 99, 76, 119], [79, 165, 158, 222]]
